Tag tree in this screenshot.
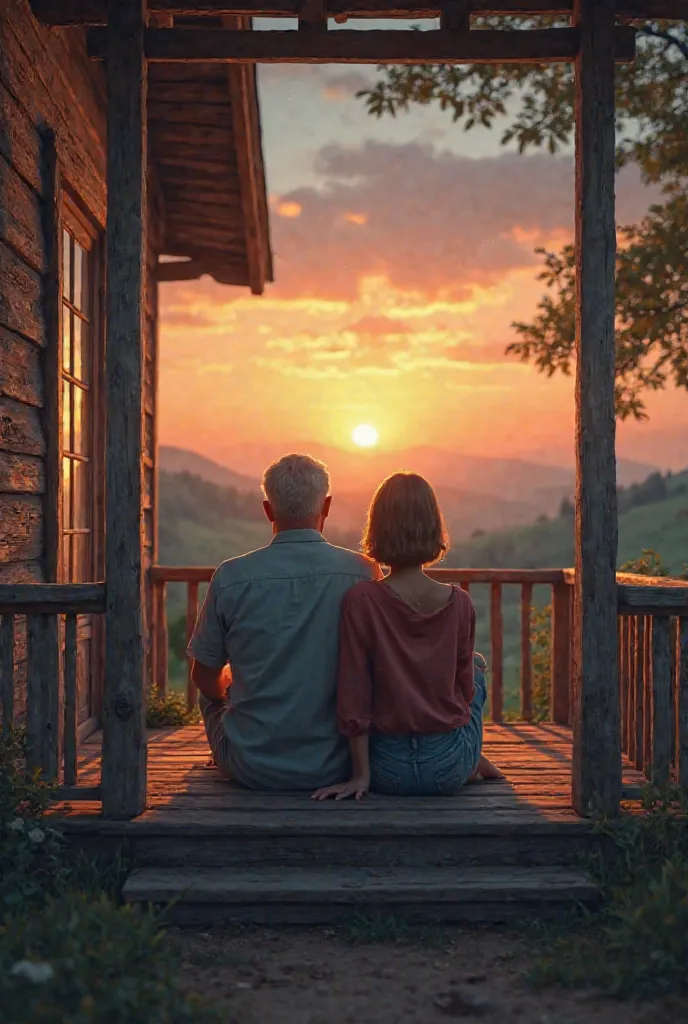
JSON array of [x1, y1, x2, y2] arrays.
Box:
[[359, 19, 688, 419]]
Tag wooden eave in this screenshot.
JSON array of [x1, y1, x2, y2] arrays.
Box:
[[149, 17, 272, 292]]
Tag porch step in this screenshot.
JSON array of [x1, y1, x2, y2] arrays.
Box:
[[122, 864, 599, 926]]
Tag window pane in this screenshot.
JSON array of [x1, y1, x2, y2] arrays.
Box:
[[62, 457, 72, 531], [62, 231, 71, 300], [72, 316, 90, 385], [73, 242, 89, 315], [72, 459, 89, 530], [73, 533, 90, 584], [62, 380, 71, 452], [72, 384, 88, 456], [62, 306, 71, 374], [62, 534, 72, 583]]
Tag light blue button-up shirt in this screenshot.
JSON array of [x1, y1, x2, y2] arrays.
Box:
[[188, 530, 378, 790]]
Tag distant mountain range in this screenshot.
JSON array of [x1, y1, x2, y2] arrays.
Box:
[[159, 444, 659, 540]]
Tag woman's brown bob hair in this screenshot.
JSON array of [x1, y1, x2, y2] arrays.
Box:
[[362, 472, 449, 569]]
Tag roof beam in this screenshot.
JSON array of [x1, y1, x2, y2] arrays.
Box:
[[156, 257, 250, 284], [88, 25, 637, 63], [30, 0, 687, 25]]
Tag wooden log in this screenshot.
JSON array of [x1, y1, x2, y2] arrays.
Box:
[[0, 453, 44, 495], [619, 585, 688, 615], [1, 614, 15, 737], [651, 615, 672, 786], [0, 583, 106, 614], [0, 495, 43, 564], [551, 582, 571, 725], [0, 83, 42, 197], [32, 0, 685, 25], [100, 0, 148, 820], [520, 583, 532, 722], [186, 582, 199, 709], [0, 396, 45, 457], [0, 241, 44, 346], [154, 581, 169, 694], [490, 582, 503, 724], [633, 616, 646, 772], [40, 129, 63, 584], [0, 326, 43, 408], [0, 156, 45, 275], [25, 614, 61, 780], [678, 617, 688, 789], [570, 0, 621, 817], [88, 25, 637, 65], [63, 613, 78, 786]]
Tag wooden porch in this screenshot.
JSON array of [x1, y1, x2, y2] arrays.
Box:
[[45, 720, 645, 923]]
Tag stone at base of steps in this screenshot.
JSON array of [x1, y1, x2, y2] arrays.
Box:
[[123, 865, 599, 926]]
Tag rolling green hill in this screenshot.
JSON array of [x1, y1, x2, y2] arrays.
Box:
[[159, 467, 688, 704]]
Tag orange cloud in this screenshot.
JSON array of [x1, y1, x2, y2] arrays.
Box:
[[344, 212, 368, 226], [275, 200, 302, 218]]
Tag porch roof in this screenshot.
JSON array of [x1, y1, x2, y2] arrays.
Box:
[[151, 17, 273, 295]]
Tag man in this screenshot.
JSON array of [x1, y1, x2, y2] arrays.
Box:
[[188, 453, 381, 791]]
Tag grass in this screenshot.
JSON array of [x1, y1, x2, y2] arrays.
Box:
[[527, 785, 688, 1000]]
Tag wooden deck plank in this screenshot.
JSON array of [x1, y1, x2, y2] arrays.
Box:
[[50, 723, 646, 833]]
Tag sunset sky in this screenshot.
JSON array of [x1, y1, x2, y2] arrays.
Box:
[[158, 25, 687, 481]]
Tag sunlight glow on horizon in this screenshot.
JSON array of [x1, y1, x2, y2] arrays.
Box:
[[352, 423, 379, 448]]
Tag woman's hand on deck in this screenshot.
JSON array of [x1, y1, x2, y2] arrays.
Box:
[[311, 776, 370, 801]]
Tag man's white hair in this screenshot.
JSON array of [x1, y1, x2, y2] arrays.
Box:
[[261, 453, 330, 522]]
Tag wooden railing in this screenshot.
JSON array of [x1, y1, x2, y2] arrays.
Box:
[[0, 583, 106, 800], [613, 573, 688, 788], [150, 566, 573, 723]]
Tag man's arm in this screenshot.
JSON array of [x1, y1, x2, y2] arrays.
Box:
[[191, 661, 232, 702]]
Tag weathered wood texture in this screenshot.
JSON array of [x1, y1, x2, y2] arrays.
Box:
[[678, 618, 688, 788], [651, 615, 672, 785], [490, 582, 503, 723], [551, 582, 572, 725], [520, 582, 532, 722], [570, 0, 621, 818], [32, 0, 685, 23], [100, 0, 148, 819], [25, 614, 61, 779], [0, 327, 43, 407], [0, 583, 106, 613], [88, 25, 637, 65], [63, 612, 78, 785]]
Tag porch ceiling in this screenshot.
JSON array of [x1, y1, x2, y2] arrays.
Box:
[[149, 17, 273, 294]]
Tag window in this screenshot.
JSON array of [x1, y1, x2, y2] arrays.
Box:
[[61, 216, 97, 584]]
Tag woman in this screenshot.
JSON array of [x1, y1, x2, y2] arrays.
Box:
[[312, 471, 501, 801]]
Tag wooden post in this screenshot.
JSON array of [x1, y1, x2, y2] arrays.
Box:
[[651, 614, 672, 785], [26, 615, 60, 780], [520, 582, 532, 721], [678, 617, 688, 788], [627, 615, 637, 763], [570, 0, 621, 816], [1, 615, 15, 737], [153, 580, 169, 694], [634, 616, 646, 772], [551, 582, 572, 724], [63, 613, 78, 787], [490, 582, 503, 723], [101, 0, 148, 819]]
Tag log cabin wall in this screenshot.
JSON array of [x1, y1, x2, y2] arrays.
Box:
[[0, 0, 163, 719]]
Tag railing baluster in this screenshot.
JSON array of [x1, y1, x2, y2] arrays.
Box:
[[26, 614, 60, 780], [626, 616, 637, 763], [490, 582, 503, 723], [153, 580, 168, 694], [651, 615, 672, 786], [1, 614, 15, 737], [551, 582, 572, 725], [678, 616, 688, 788], [186, 582, 199, 710], [634, 615, 645, 773], [520, 583, 533, 721], [644, 616, 653, 773], [618, 615, 626, 754], [459, 581, 470, 595], [63, 613, 78, 787]]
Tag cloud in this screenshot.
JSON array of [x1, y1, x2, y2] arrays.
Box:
[[321, 70, 373, 101], [268, 141, 656, 304]]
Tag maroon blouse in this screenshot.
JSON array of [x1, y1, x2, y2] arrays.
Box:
[[337, 580, 476, 738]]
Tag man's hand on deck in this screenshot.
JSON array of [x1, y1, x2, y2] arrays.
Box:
[[311, 776, 370, 801]]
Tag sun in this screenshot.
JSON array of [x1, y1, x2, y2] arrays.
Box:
[[352, 423, 379, 448]]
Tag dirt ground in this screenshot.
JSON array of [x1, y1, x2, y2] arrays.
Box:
[[171, 925, 687, 1024]]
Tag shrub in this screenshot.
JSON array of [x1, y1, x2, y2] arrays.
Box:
[[0, 892, 219, 1024], [146, 689, 201, 728]]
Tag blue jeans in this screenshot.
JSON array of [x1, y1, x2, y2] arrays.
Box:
[[369, 654, 488, 797]]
